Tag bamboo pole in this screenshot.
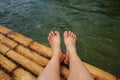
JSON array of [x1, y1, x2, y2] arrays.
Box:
[[13, 68, 36, 80], [0, 25, 12, 34], [0, 54, 17, 72], [15, 45, 49, 67], [7, 31, 33, 47], [0, 69, 11, 80], [0, 52, 36, 80], [84, 62, 117, 80], [6, 50, 44, 75], [0, 42, 10, 54], [0, 33, 18, 49]]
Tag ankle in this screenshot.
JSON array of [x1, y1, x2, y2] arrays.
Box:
[[66, 46, 76, 51], [53, 51, 62, 57], [52, 53, 60, 58], [67, 48, 77, 55], [69, 54, 80, 62]]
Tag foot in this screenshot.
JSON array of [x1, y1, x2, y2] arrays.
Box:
[[48, 31, 65, 62], [64, 31, 77, 64]]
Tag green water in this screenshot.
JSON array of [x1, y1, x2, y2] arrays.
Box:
[[0, 0, 120, 77]]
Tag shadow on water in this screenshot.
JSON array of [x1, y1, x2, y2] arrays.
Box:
[[0, 0, 120, 77]]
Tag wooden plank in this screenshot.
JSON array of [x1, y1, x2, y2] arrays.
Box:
[[0, 69, 12, 80], [0, 42, 10, 54], [84, 62, 116, 80], [7, 31, 33, 46], [6, 50, 44, 75], [0, 34, 18, 49], [0, 54, 17, 72], [13, 68, 36, 80], [0, 26, 12, 34], [15, 45, 49, 67], [29, 41, 52, 58], [60, 66, 69, 79]]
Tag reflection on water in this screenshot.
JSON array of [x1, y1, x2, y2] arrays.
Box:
[[0, 0, 120, 77]]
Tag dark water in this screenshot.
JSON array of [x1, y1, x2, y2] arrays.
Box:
[[0, 0, 120, 77]]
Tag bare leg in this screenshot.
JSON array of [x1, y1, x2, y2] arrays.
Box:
[[37, 31, 64, 80], [64, 31, 94, 80]]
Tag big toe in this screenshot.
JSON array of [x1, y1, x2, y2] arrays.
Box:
[[55, 31, 60, 37]]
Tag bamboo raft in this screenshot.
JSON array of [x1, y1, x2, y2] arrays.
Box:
[[0, 25, 119, 80]]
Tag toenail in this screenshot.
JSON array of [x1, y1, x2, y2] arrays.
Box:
[[55, 31, 58, 33]]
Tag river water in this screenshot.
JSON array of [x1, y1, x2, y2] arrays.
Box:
[[0, 0, 120, 77]]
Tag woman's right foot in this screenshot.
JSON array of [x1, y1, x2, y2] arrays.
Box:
[[64, 31, 77, 64], [48, 31, 65, 62]]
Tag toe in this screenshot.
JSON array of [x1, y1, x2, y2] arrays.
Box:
[[48, 36, 50, 40], [74, 34, 76, 40], [48, 33, 51, 40], [64, 31, 68, 38], [71, 32, 74, 37], [51, 31, 54, 36], [55, 31, 60, 36], [49, 32, 53, 37], [70, 31, 73, 37], [68, 31, 71, 36]]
